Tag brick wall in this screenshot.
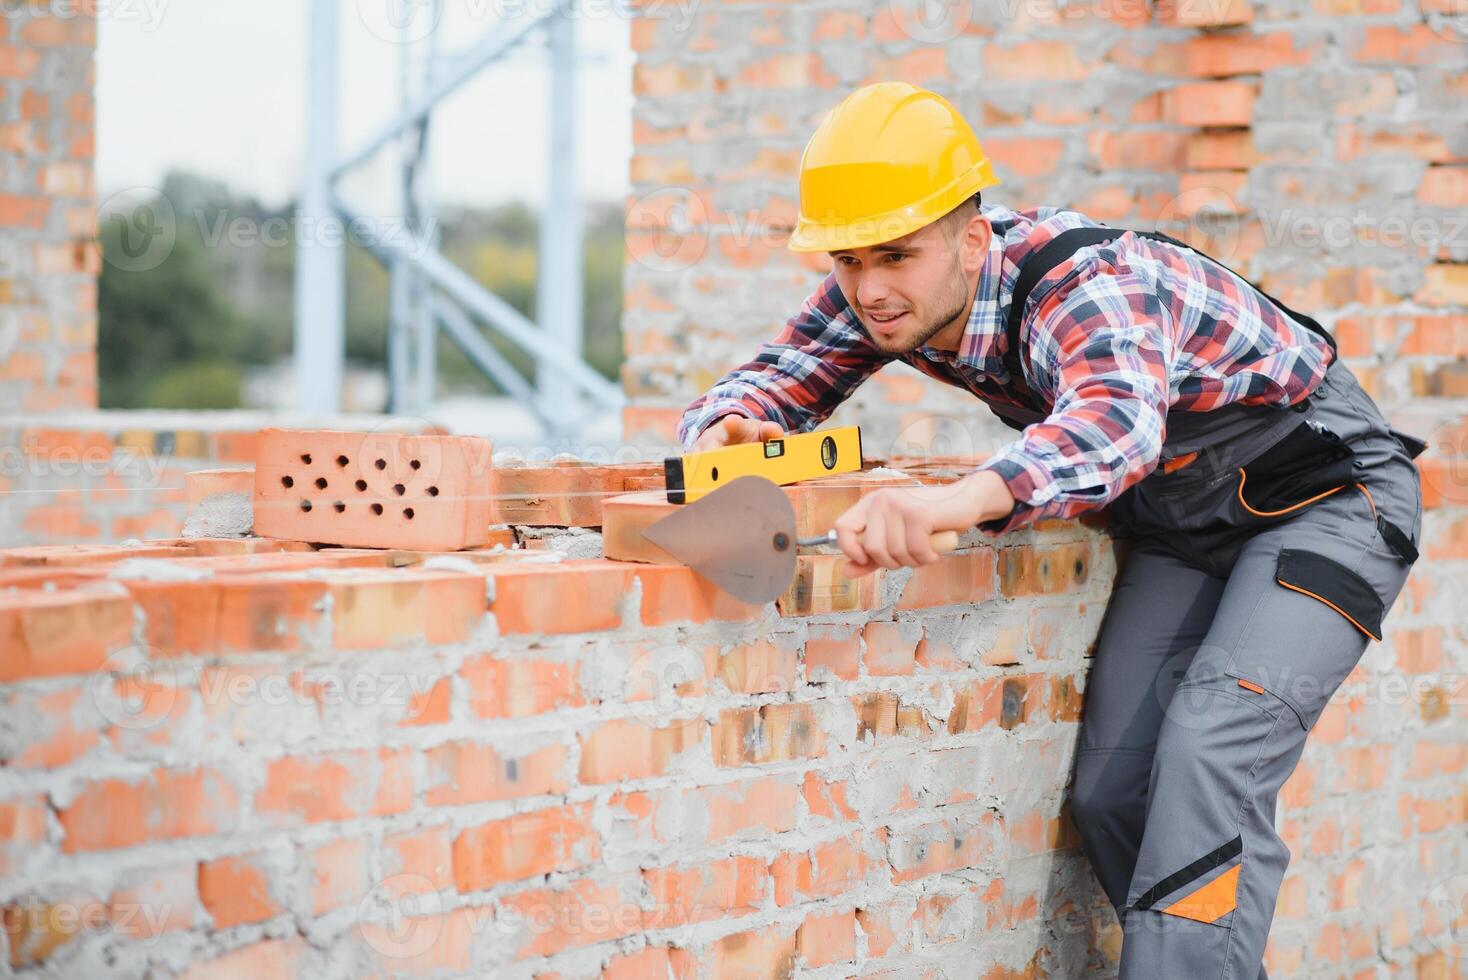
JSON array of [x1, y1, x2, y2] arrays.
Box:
[[0, 453, 1464, 976], [0, 4, 98, 413]]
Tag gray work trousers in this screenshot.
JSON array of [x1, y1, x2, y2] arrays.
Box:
[[1070, 355, 1423, 978]]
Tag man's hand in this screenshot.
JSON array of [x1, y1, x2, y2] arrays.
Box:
[[834, 470, 1016, 578], [693, 415, 785, 452]]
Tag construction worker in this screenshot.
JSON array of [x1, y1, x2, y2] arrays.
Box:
[[676, 82, 1424, 977]]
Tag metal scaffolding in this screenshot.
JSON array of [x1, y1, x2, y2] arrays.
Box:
[[293, 0, 621, 441]]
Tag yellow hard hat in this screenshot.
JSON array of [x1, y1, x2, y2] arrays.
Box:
[[787, 82, 1000, 253]]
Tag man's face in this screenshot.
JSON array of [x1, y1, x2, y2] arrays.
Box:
[[829, 211, 990, 355]]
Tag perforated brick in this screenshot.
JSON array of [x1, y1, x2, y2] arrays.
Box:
[[252, 429, 494, 551]]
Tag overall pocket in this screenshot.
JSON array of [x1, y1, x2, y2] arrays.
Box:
[[1234, 418, 1356, 520]]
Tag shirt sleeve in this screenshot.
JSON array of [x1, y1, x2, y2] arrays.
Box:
[[975, 267, 1172, 535], [675, 274, 891, 450]]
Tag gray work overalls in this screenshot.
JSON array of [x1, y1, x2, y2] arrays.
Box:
[[993, 228, 1425, 978]]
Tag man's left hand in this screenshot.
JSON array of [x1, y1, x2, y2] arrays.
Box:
[[833, 470, 1016, 578]]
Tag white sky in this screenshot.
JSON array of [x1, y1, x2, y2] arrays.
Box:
[[96, 0, 635, 210]]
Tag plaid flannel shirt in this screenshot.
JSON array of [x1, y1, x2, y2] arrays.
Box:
[[675, 204, 1335, 534]]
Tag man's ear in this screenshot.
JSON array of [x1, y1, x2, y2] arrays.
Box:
[[961, 213, 991, 274]]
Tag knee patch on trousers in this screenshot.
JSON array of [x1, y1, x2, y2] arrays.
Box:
[[1132, 835, 1242, 926]]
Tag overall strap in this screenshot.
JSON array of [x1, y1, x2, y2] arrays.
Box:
[[1002, 225, 1339, 407]]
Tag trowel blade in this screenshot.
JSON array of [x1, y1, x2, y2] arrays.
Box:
[[641, 475, 800, 605]]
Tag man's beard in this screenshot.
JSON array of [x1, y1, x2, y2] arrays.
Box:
[[866, 292, 970, 354]]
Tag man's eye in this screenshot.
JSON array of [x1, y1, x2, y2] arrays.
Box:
[[886, 253, 906, 263]]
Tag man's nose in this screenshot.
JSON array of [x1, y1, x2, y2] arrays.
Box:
[[854, 271, 891, 309]]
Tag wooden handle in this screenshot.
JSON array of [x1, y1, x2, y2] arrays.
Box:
[[929, 530, 959, 553]]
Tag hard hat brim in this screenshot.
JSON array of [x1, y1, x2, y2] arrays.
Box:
[[787, 163, 1000, 253]]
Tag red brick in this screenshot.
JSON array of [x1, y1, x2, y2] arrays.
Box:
[[489, 561, 630, 634], [709, 636, 800, 693], [772, 836, 873, 903], [256, 749, 412, 826], [497, 460, 660, 528], [804, 774, 857, 827], [1336, 122, 1467, 164], [631, 563, 765, 626], [798, 909, 858, 967], [712, 703, 824, 766], [462, 653, 582, 718], [987, 136, 1069, 178], [602, 945, 692, 980], [199, 853, 281, 929], [124, 575, 326, 658], [579, 717, 705, 783], [805, 624, 860, 681], [382, 825, 454, 896], [1187, 130, 1262, 169], [1353, 24, 1462, 65], [0, 796, 46, 880], [424, 739, 567, 806], [1186, 31, 1317, 77], [2, 895, 103, 968], [453, 803, 599, 891], [1091, 131, 1190, 172], [304, 836, 369, 916], [702, 922, 798, 978], [778, 554, 880, 615], [999, 543, 1092, 597], [253, 428, 494, 550], [1419, 167, 1468, 208], [1164, 81, 1256, 126], [324, 569, 486, 649], [19, 15, 95, 47], [984, 41, 1091, 80], [896, 548, 997, 609], [59, 767, 241, 852], [643, 856, 769, 928], [888, 812, 1002, 883], [0, 587, 132, 681], [862, 620, 922, 675], [501, 876, 643, 959], [600, 491, 682, 564], [178, 938, 309, 980], [1416, 264, 1468, 307], [400, 676, 452, 727]]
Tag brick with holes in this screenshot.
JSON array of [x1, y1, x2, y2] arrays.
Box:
[[252, 429, 495, 551]]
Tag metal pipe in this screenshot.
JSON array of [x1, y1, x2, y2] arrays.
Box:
[[534, 2, 584, 425], [294, 0, 346, 413], [330, 0, 569, 181], [336, 196, 623, 409]]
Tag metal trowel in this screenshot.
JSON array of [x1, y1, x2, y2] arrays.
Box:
[[640, 475, 959, 604]]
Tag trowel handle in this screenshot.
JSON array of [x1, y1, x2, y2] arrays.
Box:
[[799, 529, 961, 553], [929, 530, 959, 553]]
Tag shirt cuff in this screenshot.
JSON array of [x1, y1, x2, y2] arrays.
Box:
[[676, 402, 758, 450], [973, 443, 1060, 535]]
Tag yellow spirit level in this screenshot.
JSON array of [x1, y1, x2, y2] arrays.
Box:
[[664, 425, 863, 504]]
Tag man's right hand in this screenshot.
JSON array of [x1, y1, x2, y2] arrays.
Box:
[[692, 415, 786, 452]]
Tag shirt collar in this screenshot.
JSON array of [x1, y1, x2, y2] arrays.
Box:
[[911, 204, 1024, 380]]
